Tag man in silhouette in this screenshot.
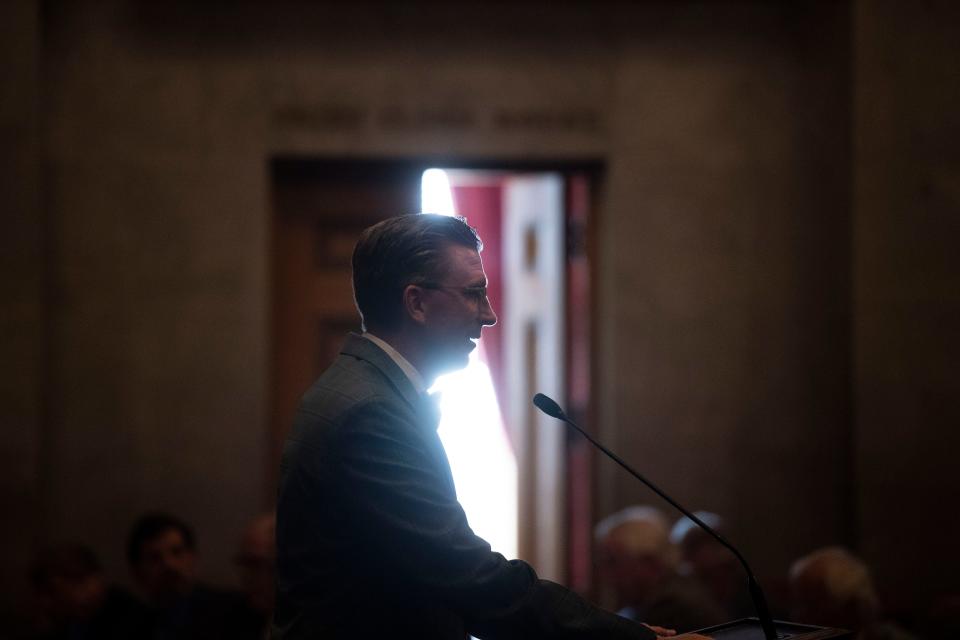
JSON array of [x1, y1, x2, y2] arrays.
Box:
[[273, 214, 711, 639]]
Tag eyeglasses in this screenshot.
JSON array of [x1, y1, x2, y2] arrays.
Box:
[[420, 283, 490, 305]]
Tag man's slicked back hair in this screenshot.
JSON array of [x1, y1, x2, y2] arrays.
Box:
[[352, 213, 482, 331]]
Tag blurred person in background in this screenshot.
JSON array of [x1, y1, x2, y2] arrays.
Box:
[[30, 544, 148, 639], [789, 547, 914, 640], [596, 506, 726, 633], [918, 593, 960, 640], [229, 513, 276, 640], [128, 512, 245, 640], [670, 511, 754, 620]]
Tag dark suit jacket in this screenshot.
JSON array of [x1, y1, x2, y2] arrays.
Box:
[[273, 333, 655, 640]]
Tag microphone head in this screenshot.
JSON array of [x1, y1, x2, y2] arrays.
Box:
[[533, 393, 566, 420]]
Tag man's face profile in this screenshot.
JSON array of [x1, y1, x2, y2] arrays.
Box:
[[415, 244, 497, 376]]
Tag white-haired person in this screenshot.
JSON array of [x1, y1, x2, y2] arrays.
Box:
[[789, 547, 914, 640], [671, 511, 754, 621], [596, 506, 726, 633]]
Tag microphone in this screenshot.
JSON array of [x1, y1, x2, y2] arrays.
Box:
[[532, 392, 779, 640]]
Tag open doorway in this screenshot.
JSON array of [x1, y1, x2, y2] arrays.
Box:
[[269, 157, 601, 589]]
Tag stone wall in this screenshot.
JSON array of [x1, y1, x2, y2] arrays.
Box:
[[854, 0, 960, 610], [0, 0, 42, 617], [598, 2, 853, 585]]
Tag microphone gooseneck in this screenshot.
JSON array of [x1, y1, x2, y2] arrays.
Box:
[[533, 392, 778, 640]]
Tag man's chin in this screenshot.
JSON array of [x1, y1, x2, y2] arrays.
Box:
[[434, 352, 471, 377]]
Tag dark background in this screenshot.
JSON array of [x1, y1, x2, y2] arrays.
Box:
[[2, 0, 958, 626]]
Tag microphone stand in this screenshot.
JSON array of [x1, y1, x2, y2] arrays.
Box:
[[533, 393, 779, 640]]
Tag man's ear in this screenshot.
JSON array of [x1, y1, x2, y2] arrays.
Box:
[[402, 284, 428, 325]]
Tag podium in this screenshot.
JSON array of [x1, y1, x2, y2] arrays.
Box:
[[694, 618, 852, 640]]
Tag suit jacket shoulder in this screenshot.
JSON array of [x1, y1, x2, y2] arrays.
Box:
[[298, 333, 423, 422], [274, 333, 656, 640]]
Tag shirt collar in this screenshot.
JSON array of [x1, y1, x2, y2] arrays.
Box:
[[362, 332, 427, 395]]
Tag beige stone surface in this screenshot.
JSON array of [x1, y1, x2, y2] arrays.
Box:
[[0, 0, 42, 618], [854, 0, 960, 609]]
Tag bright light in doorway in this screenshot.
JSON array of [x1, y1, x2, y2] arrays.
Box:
[[421, 168, 518, 560], [421, 169, 458, 216], [432, 346, 517, 559]]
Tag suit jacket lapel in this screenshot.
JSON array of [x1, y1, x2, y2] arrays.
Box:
[[339, 333, 439, 430], [340, 333, 456, 495]]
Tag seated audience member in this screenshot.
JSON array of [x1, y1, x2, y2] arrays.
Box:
[[670, 511, 754, 620], [918, 592, 960, 640], [789, 547, 915, 640], [228, 513, 276, 640], [596, 506, 726, 633], [31, 544, 149, 639], [128, 512, 245, 640]]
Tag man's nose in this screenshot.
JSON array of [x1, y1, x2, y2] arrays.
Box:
[[480, 298, 497, 327]]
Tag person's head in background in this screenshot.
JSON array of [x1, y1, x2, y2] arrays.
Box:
[[595, 506, 678, 608], [671, 511, 741, 612], [235, 512, 275, 615], [31, 545, 106, 626], [128, 512, 197, 607], [789, 547, 879, 632]]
